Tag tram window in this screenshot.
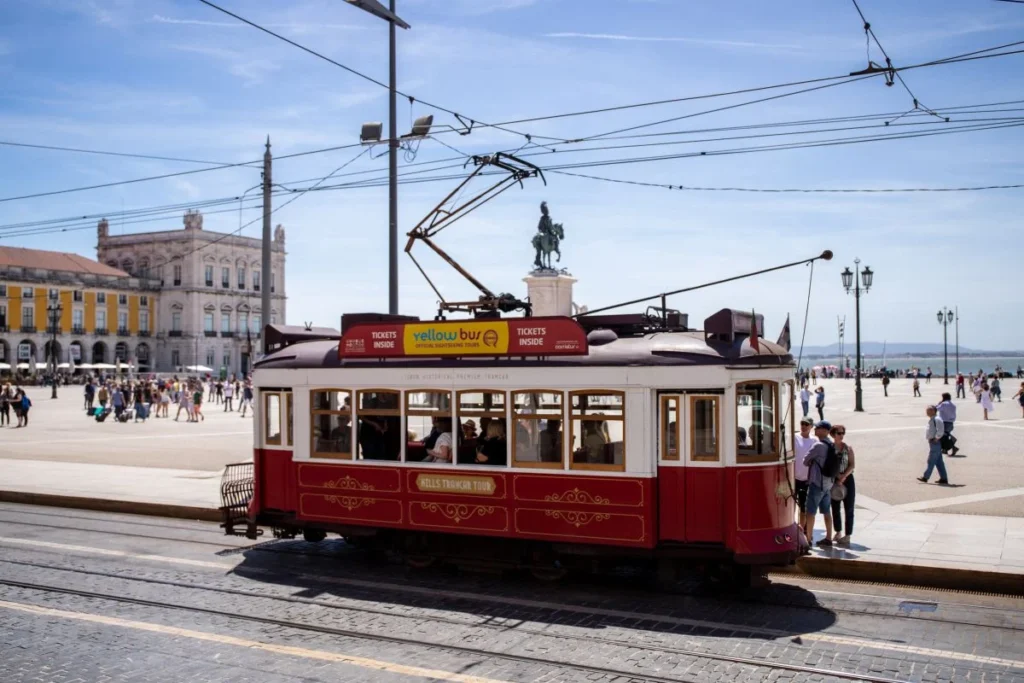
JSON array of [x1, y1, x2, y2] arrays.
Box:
[[406, 391, 453, 464], [457, 390, 508, 466], [660, 396, 680, 461], [311, 390, 352, 459], [690, 396, 719, 462], [570, 391, 625, 471], [781, 381, 795, 458], [512, 391, 564, 468], [356, 390, 401, 461], [264, 393, 282, 446], [737, 381, 778, 461], [286, 392, 293, 446]]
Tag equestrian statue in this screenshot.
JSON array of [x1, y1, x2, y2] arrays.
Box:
[[532, 201, 565, 270]]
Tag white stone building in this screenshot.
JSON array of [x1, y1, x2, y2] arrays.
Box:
[[96, 210, 287, 375]]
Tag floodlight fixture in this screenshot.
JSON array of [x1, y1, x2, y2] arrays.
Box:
[[360, 121, 383, 145], [344, 0, 410, 29], [402, 114, 434, 140]]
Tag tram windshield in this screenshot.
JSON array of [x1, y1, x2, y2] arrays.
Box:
[[736, 381, 777, 460]]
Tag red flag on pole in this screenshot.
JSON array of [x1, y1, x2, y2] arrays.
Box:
[[750, 309, 760, 352]]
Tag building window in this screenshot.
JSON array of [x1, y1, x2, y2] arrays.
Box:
[[0, 304, 7, 330], [171, 349, 180, 368], [73, 290, 83, 303], [140, 295, 148, 307], [173, 265, 182, 286], [49, 288, 59, 300], [96, 292, 106, 304], [270, 313, 277, 324], [238, 312, 248, 334], [21, 306, 34, 329], [171, 311, 182, 332], [23, 287, 34, 299], [690, 396, 720, 462], [253, 270, 261, 291], [206, 348, 215, 367], [0, 284, 6, 297], [512, 391, 564, 468], [569, 391, 625, 471], [252, 314, 261, 332], [117, 311, 128, 332], [661, 396, 680, 461], [311, 390, 352, 459], [223, 349, 231, 369], [204, 312, 214, 332], [118, 294, 127, 305], [96, 310, 107, 331], [156, 265, 164, 285], [139, 309, 150, 333], [221, 267, 230, 288], [237, 267, 246, 289], [138, 263, 149, 279], [271, 271, 276, 293], [221, 312, 230, 332], [457, 390, 507, 466], [737, 381, 778, 462], [356, 390, 400, 461], [205, 265, 214, 287], [72, 308, 84, 330]]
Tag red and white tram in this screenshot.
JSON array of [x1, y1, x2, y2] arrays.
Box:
[[224, 308, 799, 584]]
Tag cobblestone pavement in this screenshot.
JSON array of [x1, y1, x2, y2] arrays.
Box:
[[1, 503, 1022, 683]]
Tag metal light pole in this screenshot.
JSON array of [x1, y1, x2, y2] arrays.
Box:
[[46, 302, 62, 399], [261, 138, 272, 353], [841, 260, 874, 412], [954, 306, 959, 374], [345, 0, 411, 315], [937, 308, 954, 384]]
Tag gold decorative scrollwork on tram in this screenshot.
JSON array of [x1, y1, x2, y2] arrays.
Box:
[[323, 475, 376, 492], [325, 495, 376, 511], [417, 502, 496, 524], [543, 487, 611, 506], [544, 510, 611, 528]]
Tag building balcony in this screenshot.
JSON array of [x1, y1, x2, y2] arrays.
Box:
[[168, 330, 183, 338], [138, 330, 151, 338], [221, 331, 235, 338], [204, 330, 218, 338], [0, 326, 9, 333], [173, 280, 182, 286], [253, 285, 261, 292], [21, 326, 36, 333], [71, 326, 86, 335], [95, 328, 109, 336], [205, 280, 214, 287], [46, 326, 63, 335], [117, 328, 131, 337]]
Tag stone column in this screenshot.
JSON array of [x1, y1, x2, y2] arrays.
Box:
[[523, 271, 577, 317]]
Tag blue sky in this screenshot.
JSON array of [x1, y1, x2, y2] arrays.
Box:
[[1, 0, 1022, 350]]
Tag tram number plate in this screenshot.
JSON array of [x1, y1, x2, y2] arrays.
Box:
[[415, 473, 497, 496]]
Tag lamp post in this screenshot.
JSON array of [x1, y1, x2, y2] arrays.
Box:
[[954, 306, 959, 374], [837, 316, 846, 377], [841, 259, 873, 412], [938, 307, 954, 384], [344, 0, 410, 315], [46, 302, 62, 399]]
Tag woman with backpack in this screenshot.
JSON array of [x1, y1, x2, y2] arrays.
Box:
[[829, 425, 856, 547], [801, 420, 837, 547]]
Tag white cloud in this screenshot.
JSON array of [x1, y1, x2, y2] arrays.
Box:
[[171, 45, 280, 86], [543, 32, 802, 51]]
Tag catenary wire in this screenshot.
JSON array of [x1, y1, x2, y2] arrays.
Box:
[[0, 140, 241, 166], [850, 0, 929, 108]]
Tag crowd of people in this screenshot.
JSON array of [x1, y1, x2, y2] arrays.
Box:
[[82, 375, 255, 424]]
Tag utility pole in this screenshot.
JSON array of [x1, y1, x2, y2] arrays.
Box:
[[388, 0, 399, 315], [261, 137, 272, 353], [954, 306, 960, 374]]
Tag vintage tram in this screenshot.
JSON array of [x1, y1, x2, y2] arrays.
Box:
[[223, 307, 800, 585]]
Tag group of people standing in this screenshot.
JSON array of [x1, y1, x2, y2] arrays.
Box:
[[83, 375, 254, 423], [795, 417, 855, 548], [0, 383, 33, 427]]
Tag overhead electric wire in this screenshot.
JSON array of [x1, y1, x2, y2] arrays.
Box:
[[0, 140, 240, 166], [850, 0, 927, 107], [196, 0, 564, 144]]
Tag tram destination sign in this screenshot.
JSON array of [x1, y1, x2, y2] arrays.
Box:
[[339, 317, 589, 359]]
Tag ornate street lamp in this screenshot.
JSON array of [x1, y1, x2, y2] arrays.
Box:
[[841, 259, 874, 412], [938, 307, 955, 384], [46, 302, 63, 399]]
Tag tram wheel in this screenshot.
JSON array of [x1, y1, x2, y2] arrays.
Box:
[[530, 566, 567, 582], [405, 554, 437, 569], [302, 529, 327, 544]]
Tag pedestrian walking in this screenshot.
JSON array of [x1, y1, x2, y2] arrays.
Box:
[[84, 381, 94, 411], [881, 375, 890, 397], [224, 380, 234, 411], [193, 384, 205, 422], [979, 381, 995, 420], [925, 367, 933, 384], [800, 384, 811, 417], [240, 381, 254, 417], [829, 424, 856, 547], [794, 416, 816, 527], [991, 376, 1002, 402], [802, 420, 837, 546], [814, 386, 826, 421], [0, 384, 11, 427], [1013, 382, 1024, 418], [175, 385, 191, 421], [955, 372, 966, 399], [936, 392, 959, 456], [216, 380, 224, 404], [18, 389, 32, 427], [912, 377, 921, 397], [97, 384, 108, 409], [111, 385, 125, 421], [918, 405, 950, 485]]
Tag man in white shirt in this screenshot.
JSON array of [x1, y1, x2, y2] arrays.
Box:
[[799, 385, 811, 418], [917, 405, 950, 485], [793, 416, 816, 526]]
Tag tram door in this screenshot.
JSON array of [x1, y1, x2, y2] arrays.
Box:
[[657, 392, 724, 543]]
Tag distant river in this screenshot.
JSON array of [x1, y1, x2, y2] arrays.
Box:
[[801, 356, 1024, 376]]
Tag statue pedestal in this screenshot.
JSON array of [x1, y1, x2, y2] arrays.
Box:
[[524, 270, 577, 317]]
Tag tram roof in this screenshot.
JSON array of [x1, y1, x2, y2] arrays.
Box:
[[254, 329, 793, 370]]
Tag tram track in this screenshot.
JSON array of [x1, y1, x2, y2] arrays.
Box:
[[0, 572, 919, 683], [2, 555, 1021, 682]]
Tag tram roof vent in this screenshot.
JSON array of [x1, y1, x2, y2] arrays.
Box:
[[577, 311, 688, 337], [586, 328, 618, 346], [340, 312, 420, 335], [703, 308, 762, 343], [263, 324, 340, 354]]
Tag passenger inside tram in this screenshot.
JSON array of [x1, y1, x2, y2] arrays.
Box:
[[475, 421, 507, 466], [424, 417, 454, 463], [540, 419, 563, 462]]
